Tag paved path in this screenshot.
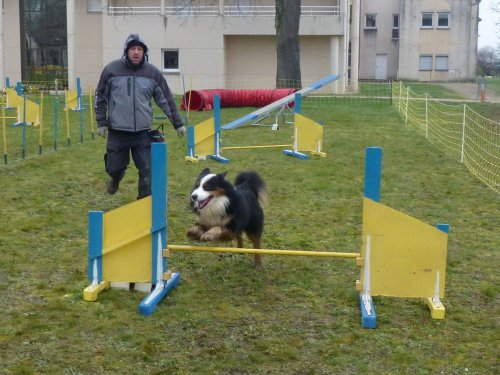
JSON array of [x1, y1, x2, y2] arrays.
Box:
[[440, 82, 500, 103]]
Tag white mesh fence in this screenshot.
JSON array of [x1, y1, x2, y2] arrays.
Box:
[[392, 81, 500, 194]]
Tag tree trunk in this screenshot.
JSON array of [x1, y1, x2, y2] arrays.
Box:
[[275, 0, 301, 89]]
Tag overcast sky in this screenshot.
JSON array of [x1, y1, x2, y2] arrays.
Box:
[[478, 0, 500, 49]]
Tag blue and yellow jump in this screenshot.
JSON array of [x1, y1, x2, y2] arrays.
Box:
[[83, 143, 449, 327], [185, 93, 326, 163]]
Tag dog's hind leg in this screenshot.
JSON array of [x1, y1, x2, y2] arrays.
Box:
[[236, 233, 244, 248], [248, 234, 263, 270]]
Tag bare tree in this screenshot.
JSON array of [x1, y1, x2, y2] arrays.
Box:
[[275, 0, 302, 89], [492, 1, 500, 55], [477, 46, 497, 75]]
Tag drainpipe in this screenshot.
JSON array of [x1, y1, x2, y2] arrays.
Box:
[[0, 1, 4, 87], [331, 37, 339, 94], [67, 0, 76, 90], [350, 0, 360, 93]]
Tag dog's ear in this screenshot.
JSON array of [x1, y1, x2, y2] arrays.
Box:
[[201, 168, 211, 175], [220, 171, 228, 179]]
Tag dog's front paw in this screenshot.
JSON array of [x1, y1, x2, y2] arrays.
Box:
[[200, 227, 223, 242], [187, 225, 204, 240], [200, 232, 217, 241]]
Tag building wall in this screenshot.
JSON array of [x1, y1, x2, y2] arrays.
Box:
[[358, 0, 399, 80], [224, 35, 339, 89], [91, 1, 345, 94], [4, 0, 479, 91], [360, 0, 479, 82], [2, 0, 347, 93], [398, 0, 478, 81], [74, 1, 103, 92], [3, 0, 22, 84]]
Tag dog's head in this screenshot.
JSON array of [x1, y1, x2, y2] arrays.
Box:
[[190, 168, 228, 212]]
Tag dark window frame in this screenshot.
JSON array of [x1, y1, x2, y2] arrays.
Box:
[[421, 12, 433, 28], [162, 49, 180, 72]]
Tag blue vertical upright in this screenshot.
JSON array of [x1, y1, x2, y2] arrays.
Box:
[[139, 142, 181, 315], [359, 146, 382, 328]]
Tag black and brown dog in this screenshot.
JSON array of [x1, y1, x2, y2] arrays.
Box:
[[187, 168, 267, 269]]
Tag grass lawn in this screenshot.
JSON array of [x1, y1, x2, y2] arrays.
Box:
[[0, 97, 498, 374]]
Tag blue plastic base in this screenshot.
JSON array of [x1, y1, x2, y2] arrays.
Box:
[[359, 294, 377, 329], [139, 272, 181, 316], [283, 150, 310, 160], [209, 154, 230, 164]]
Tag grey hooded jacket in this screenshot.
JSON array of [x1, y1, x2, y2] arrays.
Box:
[[94, 34, 183, 132]]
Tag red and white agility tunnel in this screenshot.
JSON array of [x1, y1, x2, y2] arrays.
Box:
[[181, 88, 298, 111]]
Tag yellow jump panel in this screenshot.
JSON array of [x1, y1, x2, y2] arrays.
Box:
[[5, 88, 40, 125], [102, 197, 152, 282], [24, 99, 40, 126], [194, 118, 215, 157], [65, 89, 79, 111], [5, 88, 23, 108], [295, 113, 324, 153], [360, 198, 448, 298]]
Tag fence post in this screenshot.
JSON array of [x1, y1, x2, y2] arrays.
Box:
[[399, 81, 402, 113], [1, 95, 7, 164], [39, 92, 44, 155], [405, 87, 409, 124], [425, 93, 429, 139], [389, 81, 393, 106], [54, 96, 59, 151], [22, 95, 27, 159], [460, 105, 466, 163]]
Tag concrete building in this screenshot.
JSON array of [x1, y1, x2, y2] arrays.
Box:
[[0, 0, 479, 94], [359, 0, 480, 81]]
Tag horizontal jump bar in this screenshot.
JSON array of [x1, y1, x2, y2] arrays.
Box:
[[221, 144, 292, 150], [168, 244, 360, 259]]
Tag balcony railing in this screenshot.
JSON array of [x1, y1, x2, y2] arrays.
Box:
[[107, 5, 341, 17]]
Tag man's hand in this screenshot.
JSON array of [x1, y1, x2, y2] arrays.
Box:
[[176, 126, 186, 138], [97, 126, 108, 138]]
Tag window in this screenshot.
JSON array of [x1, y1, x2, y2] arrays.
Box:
[[365, 14, 377, 29], [163, 50, 179, 72], [435, 55, 449, 71], [392, 14, 399, 39], [87, 0, 102, 13], [21, 0, 68, 84], [437, 13, 449, 28], [422, 13, 433, 28], [419, 55, 433, 71]]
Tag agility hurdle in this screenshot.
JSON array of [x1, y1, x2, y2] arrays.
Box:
[[83, 143, 180, 316], [84, 143, 449, 327], [5, 87, 40, 127], [3, 87, 43, 159], [64, 77, 85, 144], [185, 93, 326, 163]]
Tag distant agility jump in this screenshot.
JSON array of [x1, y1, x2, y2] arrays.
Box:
[[185, 93, 326, 163]]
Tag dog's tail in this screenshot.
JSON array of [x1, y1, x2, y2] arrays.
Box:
[[234, 171, 268, 207]]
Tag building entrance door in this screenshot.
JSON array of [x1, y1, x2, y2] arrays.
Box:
[[375, 54, 387, 80]]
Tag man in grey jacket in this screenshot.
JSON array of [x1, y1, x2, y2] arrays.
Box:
[[95, 33, 186, 199]]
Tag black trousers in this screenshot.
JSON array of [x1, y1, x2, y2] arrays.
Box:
[[105, 129, 151, 199]]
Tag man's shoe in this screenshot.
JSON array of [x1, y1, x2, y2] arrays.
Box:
[[107, 178, 120, 194]]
